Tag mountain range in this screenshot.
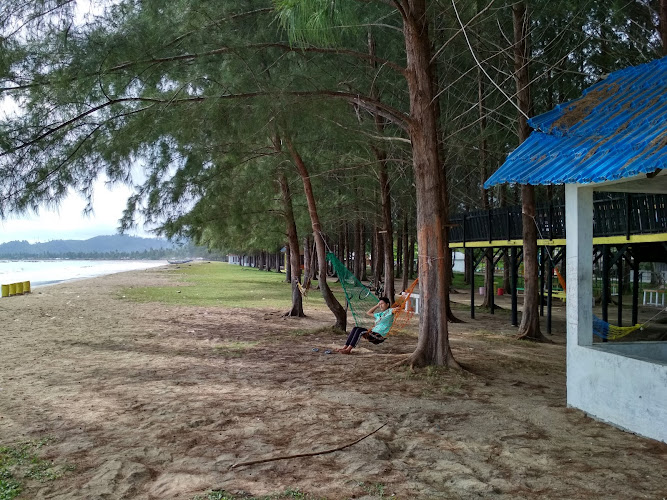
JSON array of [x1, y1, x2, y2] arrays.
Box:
[[0, 235, 175, 257]]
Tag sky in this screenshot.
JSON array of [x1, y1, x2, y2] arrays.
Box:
[[0, 178, 154, 244], [0, 0, 157, 245]]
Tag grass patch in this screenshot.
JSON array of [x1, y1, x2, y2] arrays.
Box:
[[357, 481, 390, 498], [392, 365, 470, 396], [193, 488, 321, 500], [121, 262, 347, 310], [0, 438, 73, 500], [451, 272, 486, 290], [213, 341, 259, 357]]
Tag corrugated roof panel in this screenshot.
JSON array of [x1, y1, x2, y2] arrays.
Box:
[[486, 56, 667, 188]]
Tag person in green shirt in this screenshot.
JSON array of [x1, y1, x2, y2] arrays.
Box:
[[337, 297, 399, 354]]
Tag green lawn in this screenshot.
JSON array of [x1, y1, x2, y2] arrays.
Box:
[[120, 262, 346, 309]]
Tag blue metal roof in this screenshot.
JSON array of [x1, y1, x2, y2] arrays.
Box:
[[485, 56, 667, 188]]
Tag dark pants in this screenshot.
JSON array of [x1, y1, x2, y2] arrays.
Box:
[[345, 326, 385, 347]]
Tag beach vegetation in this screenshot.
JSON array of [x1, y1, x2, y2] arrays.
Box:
[[193, 488, 319, 500], [213, 341, 260, 358], [0, 438, 73, 500], [120, 262, 344, 309]]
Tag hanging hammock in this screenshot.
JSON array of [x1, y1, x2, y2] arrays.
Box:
[[326, 252, 418, 334], [554, 268, 644, 339], [387, 277, 419, 335]]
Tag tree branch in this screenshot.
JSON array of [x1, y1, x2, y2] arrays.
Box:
[[107, 44, 406, 77], [1, 45, 406, 94], [230, 423, 387, 469], [3, 90, 409, 158]]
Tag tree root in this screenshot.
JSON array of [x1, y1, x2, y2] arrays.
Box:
[[282, 309, 306, 318], [447, 312, 465, 323], [392, 354, 416, 370], [393, 352, 463, 371], [515, 331, 554, 343]]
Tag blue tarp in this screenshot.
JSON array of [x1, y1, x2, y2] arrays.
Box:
[[485, 57, 667, 188]]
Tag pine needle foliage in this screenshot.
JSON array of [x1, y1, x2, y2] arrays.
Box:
[[274, 0, 363, 48]]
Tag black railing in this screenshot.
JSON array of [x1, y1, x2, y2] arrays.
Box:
[[450, 193, 667, 244]]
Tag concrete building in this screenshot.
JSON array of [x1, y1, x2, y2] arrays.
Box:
[[485, 57, 667, 443]]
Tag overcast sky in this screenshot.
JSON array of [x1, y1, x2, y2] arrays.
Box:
[[0, 178, 154, 244], [0, 1, 156, 244]]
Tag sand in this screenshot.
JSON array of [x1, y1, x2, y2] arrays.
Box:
[[0, 266, 665, 499]]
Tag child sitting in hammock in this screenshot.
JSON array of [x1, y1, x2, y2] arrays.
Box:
[[337, 297, 399, 354]]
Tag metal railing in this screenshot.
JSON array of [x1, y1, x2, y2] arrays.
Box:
[[449, 193, 667, 243]]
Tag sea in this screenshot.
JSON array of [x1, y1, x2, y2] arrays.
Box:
[[0, 260, 168, 288]]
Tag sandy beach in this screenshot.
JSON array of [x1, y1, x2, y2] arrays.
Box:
[[0, 265, 665, 499]]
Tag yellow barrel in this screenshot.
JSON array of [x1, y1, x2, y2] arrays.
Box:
[[23, 281, 31, 294], [1, 284, 8, 297], [15, 282, 23, 295], [8, 283, 16, 296]]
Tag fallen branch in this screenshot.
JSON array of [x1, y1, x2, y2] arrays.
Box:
[[229, 423, 387, 470]]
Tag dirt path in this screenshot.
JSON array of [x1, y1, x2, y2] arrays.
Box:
[[0, 267, 665, 499]]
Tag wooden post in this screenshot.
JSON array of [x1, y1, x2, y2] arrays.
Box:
[[617, 251, 623, 328], [469, 248, 475, 319], [511, 246, 518, 327], [547, 256, 553, 334], [602, 244, 609, 323], [632, 253, 639, 326], [540, 246, 545, 317]]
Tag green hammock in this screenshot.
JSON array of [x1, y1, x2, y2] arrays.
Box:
[[326, 252, 378, 329]]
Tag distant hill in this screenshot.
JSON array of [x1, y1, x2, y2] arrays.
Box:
[[0, 235, 175, 257]]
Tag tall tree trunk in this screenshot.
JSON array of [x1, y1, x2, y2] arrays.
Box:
[[477, 29, 493, 309], [369, 32, 395, 303], [311, 244, 318, 281], [513, 2, 546, 341], [358, 220, 367, 281], [303, 236, 310, 284], [285, 136, 346, 330], [396, 220, 402, 279], [430, 25, 459, 324], [377, 151, 395, 302], [374, 224, 384, 289], [481, 248, 494, 308], [285, 245, 291, 283], [408, 235, 416, 279], [500, 187, 511, 291], [369, 228, 376, 281], [401, 213, 409, 292], [354, 219, 361, 279], [279, 171, 305, 317], [401, 1, 458, 368], [341, 225, 348, 271]]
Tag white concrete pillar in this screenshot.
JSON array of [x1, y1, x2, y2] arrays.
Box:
[[565, 184, 593, 347]]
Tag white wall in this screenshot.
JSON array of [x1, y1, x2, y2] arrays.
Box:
[[567, 345, 667, 442], [565, 184, 667, 443]]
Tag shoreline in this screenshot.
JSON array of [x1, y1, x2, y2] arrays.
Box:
[[0, 259, 169, 292]]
